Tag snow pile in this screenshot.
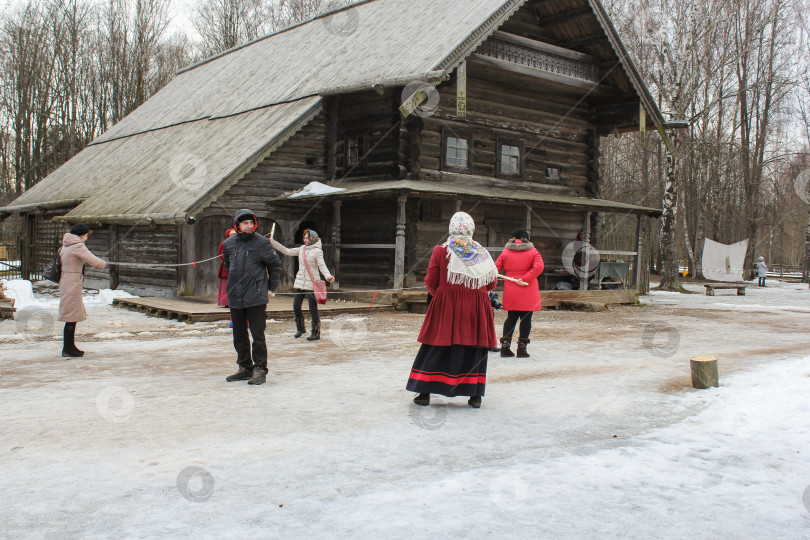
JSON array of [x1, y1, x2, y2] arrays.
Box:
[[0, 279, 46, 310], [288, 181, 346, 198], [0, 279, 137, 310], [88, 289, 137, 305]]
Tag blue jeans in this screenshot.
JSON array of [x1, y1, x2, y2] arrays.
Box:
[[758, 276, 765, 286]]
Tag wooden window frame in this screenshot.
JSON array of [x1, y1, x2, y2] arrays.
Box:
[[545, 166, 561, 181], [441, 127, 473, 173], [495, 135, 524, 178], [344, 130, 370, 171]]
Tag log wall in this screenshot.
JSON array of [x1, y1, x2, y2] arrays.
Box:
[[417, 73, 594, 198], [114, 226, 179, 295]]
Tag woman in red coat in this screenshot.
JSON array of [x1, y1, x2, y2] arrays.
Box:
[[406, 212, 498, 408], [494, 229, 544, 358], [217, 228, 237, 306]]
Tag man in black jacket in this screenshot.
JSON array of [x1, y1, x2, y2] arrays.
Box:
[[222, 209, 282, 385]]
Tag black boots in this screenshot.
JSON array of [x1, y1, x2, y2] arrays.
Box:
[[468, 396, 482, 408], [516, 338, 530, 358], [247, 368, 267, 385], [226, 367, 253, 382], [62, 322, 84, 357], [500, 337, 515, 357], [413, 393, 430, 406], [306, 320, 320, 341], [294, 314, 306, 338], [226, 367, 267, 384]]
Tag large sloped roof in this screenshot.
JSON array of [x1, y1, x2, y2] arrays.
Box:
[[1, 0, 663, 223]]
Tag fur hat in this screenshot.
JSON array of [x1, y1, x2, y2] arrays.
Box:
[[69, 223, 90, 237]]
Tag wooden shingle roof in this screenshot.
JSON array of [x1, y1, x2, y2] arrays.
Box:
[[1, 0, 663, 223]]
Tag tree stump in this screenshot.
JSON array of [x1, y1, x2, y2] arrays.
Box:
[[690, 355, 719, 389]]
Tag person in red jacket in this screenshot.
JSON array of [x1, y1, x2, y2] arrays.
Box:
[[406, 212, 498, 409], [217, 228, 237, 307], [494, 229, 544, 358]]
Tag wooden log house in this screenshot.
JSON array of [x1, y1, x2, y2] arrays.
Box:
[[0, 0, 665, 300]]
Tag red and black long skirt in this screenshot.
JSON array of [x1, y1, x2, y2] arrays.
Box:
[[406, 344, 487, 397]]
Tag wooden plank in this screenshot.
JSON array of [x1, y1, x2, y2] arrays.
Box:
[[112, 295, 393, 323]]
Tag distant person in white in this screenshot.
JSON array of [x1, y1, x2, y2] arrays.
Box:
[[757, 256, 768, 287]]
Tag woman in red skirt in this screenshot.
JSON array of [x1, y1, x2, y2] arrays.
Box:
[[406, 212, 498, 408], [217, 228, 237, 307]]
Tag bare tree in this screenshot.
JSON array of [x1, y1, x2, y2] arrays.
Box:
[[193, 0, 268, 56]]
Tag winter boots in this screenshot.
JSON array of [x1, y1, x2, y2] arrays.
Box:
[[247, 368, 267, 385], [226, 367, 253, 382], [306, 320, 321, 341], [413, 393, 430, 406], [62, 323, 84, 358], [62, 347, 84, 358], [294, 314, 306, 338], [468, 395, 482, 408], [516, 338, 530, 358], [500, 337, 515, 357]]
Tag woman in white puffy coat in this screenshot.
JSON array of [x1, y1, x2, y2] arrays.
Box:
[[271, 229, 334, 340]]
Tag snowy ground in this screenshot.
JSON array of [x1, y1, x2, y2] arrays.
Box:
[[1, 280, 810, 538]]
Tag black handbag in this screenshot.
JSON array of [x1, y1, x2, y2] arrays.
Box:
[[43, 249, 62, 283]]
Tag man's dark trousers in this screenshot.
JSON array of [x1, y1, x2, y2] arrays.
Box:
[[231, 305, 268, 372]]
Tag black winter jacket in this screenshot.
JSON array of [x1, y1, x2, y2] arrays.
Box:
[[222, 230, 282, 309]]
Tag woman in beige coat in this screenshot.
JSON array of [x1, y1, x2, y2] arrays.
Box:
[[59, 224, 106, 357], [271, 228, 334, 340]]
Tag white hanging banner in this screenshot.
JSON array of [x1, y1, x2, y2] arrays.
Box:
[[702, 238, 748, 282]]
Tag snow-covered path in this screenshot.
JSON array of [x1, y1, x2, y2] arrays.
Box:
[[1, 281, 809, 538]]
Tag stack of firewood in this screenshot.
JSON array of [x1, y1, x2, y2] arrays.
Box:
[[0, 281, 15, 320]]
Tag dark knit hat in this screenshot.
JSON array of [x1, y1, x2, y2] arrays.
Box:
[[510, 229, 530, 242], [69, 223, 90, 237]]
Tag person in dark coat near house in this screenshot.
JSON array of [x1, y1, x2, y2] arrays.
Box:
[[494, 229, 544, 358], [222, 209, 282, 385], [58, 223, 106, 357], [217, 228, 237, 307], [406, 212, 498, 408]]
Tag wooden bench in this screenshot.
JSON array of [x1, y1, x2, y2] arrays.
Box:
[[705, 283, 747, 296]]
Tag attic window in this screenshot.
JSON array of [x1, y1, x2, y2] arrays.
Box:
[[442, 128, 473, 173], [496, 136, 524, 178], [501, 146, 520, 174], [446, 137, 468, 167], [346, 133, 368, 167], [546, 167, 560, 180]]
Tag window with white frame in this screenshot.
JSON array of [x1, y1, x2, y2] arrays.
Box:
[[445, 136, 469, 168], [500, 144, 521, 175]]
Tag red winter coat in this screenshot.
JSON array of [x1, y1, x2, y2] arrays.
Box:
[[495, 242, 544, 312], [417, 245, 497, 348]]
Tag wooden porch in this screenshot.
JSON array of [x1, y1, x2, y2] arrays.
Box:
[[113, 294, 393, 324]]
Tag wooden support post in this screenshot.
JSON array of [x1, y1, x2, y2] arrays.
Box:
[[455, 200, 462, 212], [109, 225, 120, 290], [525, 205, 532, 231], [580, 210, 591, 291], [633, 214, 643, 290], [690, 355, 719, 389], [276, 219, 298, 288], [178, 224, 196, 296], [327, 96, 339, 182], [394, 195, 407, 292], [332, 200, 341, 288], [20, 213, 32, 281]]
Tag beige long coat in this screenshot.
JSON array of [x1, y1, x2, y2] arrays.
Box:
[[270, 237, 332, 290], [58, 233, 106, 322]]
